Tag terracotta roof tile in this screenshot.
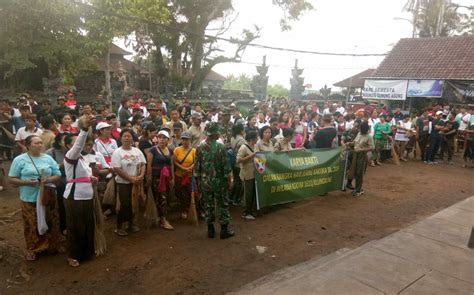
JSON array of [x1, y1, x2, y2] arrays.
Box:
[[371, 36, 474, 80]]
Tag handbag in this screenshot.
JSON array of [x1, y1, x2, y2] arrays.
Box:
[[27, 154, 56, 206]]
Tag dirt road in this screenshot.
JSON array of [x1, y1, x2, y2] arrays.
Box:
[[0, 159, 472, 294]]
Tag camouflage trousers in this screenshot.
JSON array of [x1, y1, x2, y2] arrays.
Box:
[[203, 189, 230, 226]]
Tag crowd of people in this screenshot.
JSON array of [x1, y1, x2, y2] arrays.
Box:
[[1, 91, 473, 267]]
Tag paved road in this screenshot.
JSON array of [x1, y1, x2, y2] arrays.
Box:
[[232, 196, 474, 295]]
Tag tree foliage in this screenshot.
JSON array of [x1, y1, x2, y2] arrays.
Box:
[[267, 84, 290, 97], [0, 0, 313, 91], [223, 74, 252, 91], [88, 0, 312, 92], [0, 0, 108, 85], [404, 0, 473, 37]]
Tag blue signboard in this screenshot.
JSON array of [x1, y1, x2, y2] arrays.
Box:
[[407, 80, 444, 97]]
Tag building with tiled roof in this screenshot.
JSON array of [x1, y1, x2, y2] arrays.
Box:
[[371, 36, 474, 80]]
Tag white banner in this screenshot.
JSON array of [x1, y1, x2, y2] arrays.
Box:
[[362, 80, 408, 101]]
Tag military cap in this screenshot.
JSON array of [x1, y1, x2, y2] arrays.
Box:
[[206, 122, 221, 136], [147, 103, 158, 110]]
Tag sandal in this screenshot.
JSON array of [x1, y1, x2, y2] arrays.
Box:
[[159, 218, 174, 230], [68, 258, 80, 267], [25, 252, 36, 262]]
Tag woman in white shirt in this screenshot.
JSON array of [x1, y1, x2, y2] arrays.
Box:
[[63, 115, 97, 267], [394, 114, 413, 161], [111, 129, 146, 237]]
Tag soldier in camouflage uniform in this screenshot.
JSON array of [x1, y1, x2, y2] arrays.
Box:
[[195, 122, 235, 239], [143, 103, 167, 129], [220, 108, 233, 149], [341, 119, 361, 190]]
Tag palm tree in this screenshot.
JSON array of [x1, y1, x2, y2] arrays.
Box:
[[403, 0, 472, 37]]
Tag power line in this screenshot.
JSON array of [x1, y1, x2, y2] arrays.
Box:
[[73, 0, 388, 57], [226, 59, 376, 70]]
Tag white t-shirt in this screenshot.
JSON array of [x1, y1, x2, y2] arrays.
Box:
[[111, 147, 146, 184], [257, 120, 269, 129], [395, 121, 412, 142], [459, 113, 471, 131], [15, 127, 43, 142], [336, 107, 346, 114], [93, 138, 118, 162]]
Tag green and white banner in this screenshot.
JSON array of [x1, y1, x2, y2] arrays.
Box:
[[254, 148, 345, 209]]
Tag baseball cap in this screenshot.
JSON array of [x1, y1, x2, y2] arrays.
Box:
[[181, 131, 191, 139], [157, 130, 170, 138], [435, 111, 443, 115], [173, 122, 183, 129], [96, 122, 111, 130]]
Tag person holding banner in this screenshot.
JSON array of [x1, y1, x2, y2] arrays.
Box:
[[274, 128, 294, 152], [255, 126, 274, 152], [352, 122, 374, 197], [237, 131, 258, 221]]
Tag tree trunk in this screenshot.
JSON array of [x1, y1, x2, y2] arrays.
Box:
[[105, 48, 111, 106]]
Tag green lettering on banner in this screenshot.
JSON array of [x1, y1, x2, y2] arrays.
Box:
[[254, 148, 345, 209]]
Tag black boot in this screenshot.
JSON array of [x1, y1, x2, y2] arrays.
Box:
[[220, 224, 235, 239], [207, 224, 215, 238]]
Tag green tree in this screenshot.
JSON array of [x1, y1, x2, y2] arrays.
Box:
[[267, 84, 290, 97], [404, 0, 473, 37], [0, 0, 108, 89], [223, 74, 252, 91], [88, 0, 312, 92]]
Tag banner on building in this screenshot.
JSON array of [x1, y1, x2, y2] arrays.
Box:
[[254, 148, 345, 209], [362, 79, 408, 100], [447, 80, 474, 103], [407, 80, 444, 97]]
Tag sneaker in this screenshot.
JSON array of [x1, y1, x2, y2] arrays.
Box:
[[424, 161, 433, 165], [244, 214, 256, 221], [448, 161, 454, 165], [346, 183, 355, 190], [115, 229, 128, 236], [432, 161, 439, 164], [352, 189, 365, 197]]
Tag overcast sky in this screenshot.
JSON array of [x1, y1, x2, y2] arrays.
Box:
[[209, 0, 472, 90]]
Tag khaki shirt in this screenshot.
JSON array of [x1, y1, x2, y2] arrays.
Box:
[[237, 142, 255, 180], [274, 138, 293, 152], [165, 120, 188, 137], [255, 139, 274, 152], [189, 125, 204, 148], [40, 129, 56, 150]]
